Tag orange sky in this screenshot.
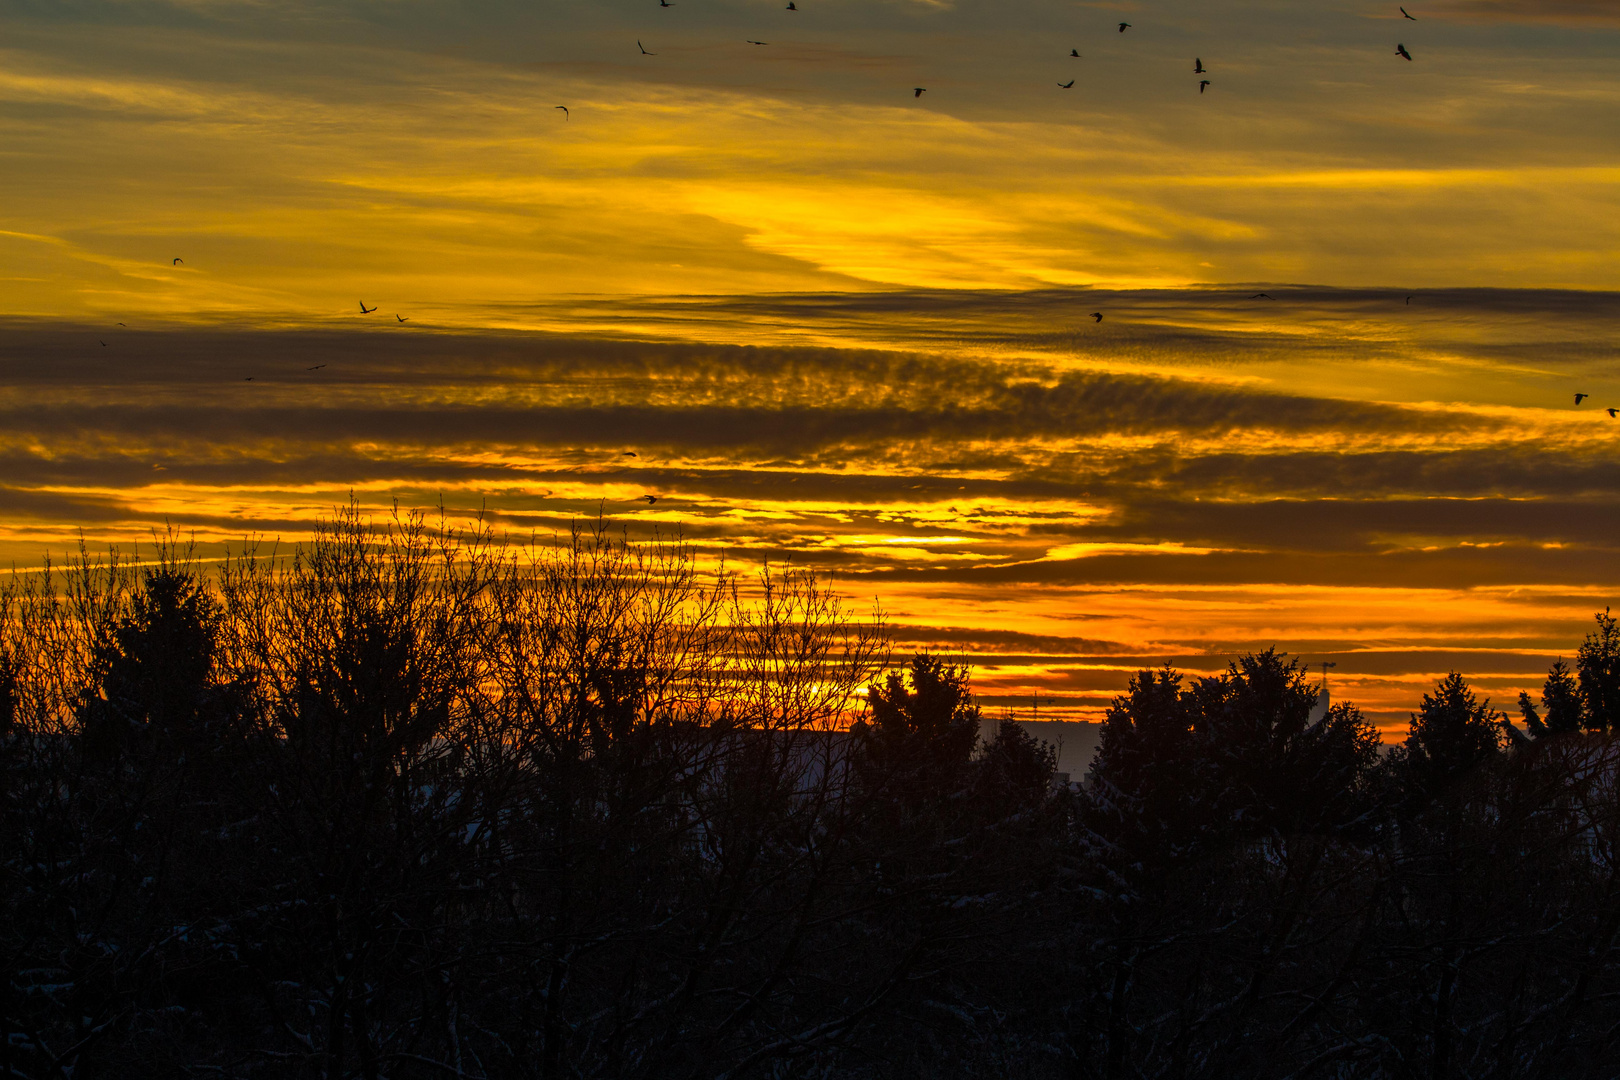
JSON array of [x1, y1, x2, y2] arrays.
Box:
[[4, 0, 1620, 735]]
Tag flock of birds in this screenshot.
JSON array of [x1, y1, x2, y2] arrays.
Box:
[[93, 2, 1605, 500], [577, 0, 1433, 108], [1572, 393, 1619, 418]]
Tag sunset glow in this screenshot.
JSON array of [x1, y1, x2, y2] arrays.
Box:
[[5, 0, 1620, 736]]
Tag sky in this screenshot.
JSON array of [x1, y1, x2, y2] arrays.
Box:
[[3, 0, 1620, 733]]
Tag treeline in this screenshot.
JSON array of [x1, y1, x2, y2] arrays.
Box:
[[2, 510, 1620, 1078]]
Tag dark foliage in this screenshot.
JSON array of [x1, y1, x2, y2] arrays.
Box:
[[1577, 608, 1620, 732], [6, 514, 1620, 1079], [854, 652, 981, 785], [1520, 655, 1583, 737]]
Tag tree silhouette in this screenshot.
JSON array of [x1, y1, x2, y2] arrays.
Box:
[[853, 652, 980, 795], [974, 717, 1056, 808], [1086, 651, 1379, 856], [1389, 671, 1504, 806], [1576, 608, 1620, 731], [83, 562, 221, 758], [14, 521, 1620, 1079], [1520, 656, 1583, 737], [1186, 648, 1379, 838]]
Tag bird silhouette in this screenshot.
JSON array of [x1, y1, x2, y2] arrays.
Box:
[[660, 0, 673, 6], [359, 301, 377, 313], [308, 364, 326, 370], [99, 340, 107, 346], [1118, 22, 1131, 32], [556, 106, 569, 120], [624, 451, 638, 457], [914, 87, 926, 97], [639, 40, 656, 54], [1250, 293, 1273, 299], [1401, 5, 1416, 18], [172, 257, 183, 265], [747, 39, 768, 44], [117, 322, 125, 326], [1609, 408, 1618, 418], [787, 2, 797, 8], [244, 377, 254, 381], [1575, 393, 1589, 405], [1059, 79, 1075, 88], [1406, 295, 1413, 304], [642, 494, 658, 503], [1070, 48, 1081, 57], [1090, 312, 1103, 322], [1396, 43, 1412, 60], [1200, 80, 1210, 93], [396, 314, 408, 322], [1195, 58, 1205, 73]]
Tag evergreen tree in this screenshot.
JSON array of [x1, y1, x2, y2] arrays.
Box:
[[1083, 665, 1200, 863], [854, 652, 981, 791], [1390, 672, 1503, 804], [1576, 609, 1620, 732], [1541, 657, 1583, 735], [1087, 652, 1380, 851], [974, 717, 1057, 809], [79, 563, 221, 762], [1520, 658, 1582, 738], [1186, 649, 1380, 838], [1517, 691, 1545, 737]]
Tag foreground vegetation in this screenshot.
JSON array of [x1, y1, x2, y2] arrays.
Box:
[[3, 509, 1620, 1079]]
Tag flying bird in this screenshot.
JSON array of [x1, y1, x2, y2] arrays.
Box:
[[1250, 293, 1273, 299], [556, 106, 569, 120], [1609, 408, 1618, 418], [642, 494, 659, 503], [1200, 80, 1210, 93], [1406, 295, 1413, 304], [1070, 49, 1081, 57], [1090, 312, 1103, 322], [359, 301, 377, 313], [1195, 58, 1205, 73], [308, 364, 326, 370], [914, 87, 926, 97], [787, 2, 797, 8], [244, 377, 254, 381], [1118, 22, 1131, 32], [172, 257, 183, 265], [99, 340, 107, 346], [1401, 5, 1417, 18], [624, 451, 638, 457], [1059, 79, 1075, 88], [747, 39, 768, 44], [639, 40, 656, 54], [1396, 43, 1412, 60], [1575, 393, 1589, 405], [660, 0, 673, 6], [396, 314, 408, 322], [117, 322, 125, 326]]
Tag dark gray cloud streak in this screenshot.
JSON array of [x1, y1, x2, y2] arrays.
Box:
[[4, 289, 1616, 728], [2, 296, 1613, 563]]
